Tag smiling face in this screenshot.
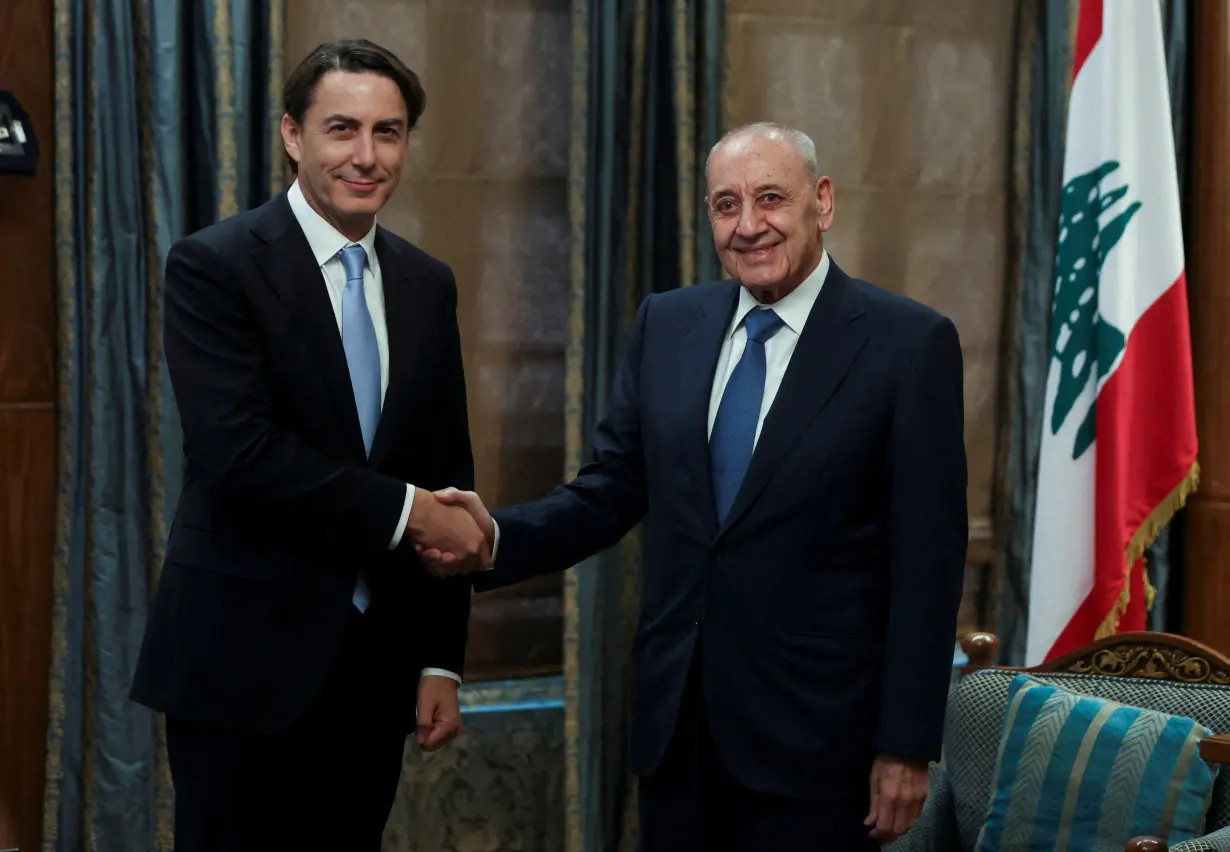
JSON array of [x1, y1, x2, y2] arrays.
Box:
[[281, 70, 409, 241], [705, 132, 834, 303]]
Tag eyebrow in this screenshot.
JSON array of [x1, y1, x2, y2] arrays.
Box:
[[710, 183, 790, 200], [321, 114, 406, 128]]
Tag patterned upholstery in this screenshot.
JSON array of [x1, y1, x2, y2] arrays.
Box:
[[975, 674, 1219, 850], [889, 765, 958, 852], [1171, 823, 1230, 851], [919, 667, 1230, 851]]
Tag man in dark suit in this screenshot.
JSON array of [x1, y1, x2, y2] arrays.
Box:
[[130, 40, 489, 851], [420, 122, 968, 849]]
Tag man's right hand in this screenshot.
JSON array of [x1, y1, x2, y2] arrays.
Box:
[[415, 488, 494, 576], [407, 487, 490, 574]]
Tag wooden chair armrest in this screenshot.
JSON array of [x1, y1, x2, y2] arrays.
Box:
[[1201, 732, 1230, 764], [1125, 836, 1167, 851]]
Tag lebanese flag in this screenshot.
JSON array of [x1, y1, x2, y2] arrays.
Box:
[[1024, 0, 1199, 665]]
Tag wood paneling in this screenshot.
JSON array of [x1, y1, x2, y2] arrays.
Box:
[[288, 2, 571, 681], [726, 0, 1015, 631], [1185, 502, 1230, 650], [0, 0, 56, 847], [0, 413, 55, 852], [0, 0, 56, 406], [1184, 0, 1230, 653]]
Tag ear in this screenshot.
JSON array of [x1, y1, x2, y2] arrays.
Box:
[[815, 176, 835, 232], [280, 114, 302, 169]]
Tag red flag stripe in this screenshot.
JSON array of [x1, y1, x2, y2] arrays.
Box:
[[1073, 0, 1104, 80], [1045, 272, 1198, 660]]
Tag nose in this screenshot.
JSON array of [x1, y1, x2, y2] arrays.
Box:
[[735, 201, 767, 239], [351, 131, 376, 169]]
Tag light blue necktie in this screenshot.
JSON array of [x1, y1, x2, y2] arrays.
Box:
[[710, 308, 785, 522], [339, 244, 380, 610], [339, 245, 381, 455]]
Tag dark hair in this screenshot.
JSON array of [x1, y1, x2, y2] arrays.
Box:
[[281, 39, 426, 173]]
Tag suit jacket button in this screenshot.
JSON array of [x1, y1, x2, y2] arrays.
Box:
[[695, 614, 704, 627]]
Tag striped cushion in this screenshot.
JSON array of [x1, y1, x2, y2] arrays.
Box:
[[976, 674, 1219, 851]]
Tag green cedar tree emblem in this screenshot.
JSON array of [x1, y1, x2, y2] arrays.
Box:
[[1050, 160, 1140, 460]]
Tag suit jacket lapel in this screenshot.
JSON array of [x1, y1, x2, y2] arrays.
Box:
[[250, 193, 367, 459], [717, 263, 870, 540], [677, 282, 741, 539], [368, 229, 434, 468]]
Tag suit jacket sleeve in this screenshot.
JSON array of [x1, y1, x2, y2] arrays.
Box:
[[876, 315, 968, 764], [419, 268, 474, 675], [473, 295, 653, 592], [163, 235, 407, 557]]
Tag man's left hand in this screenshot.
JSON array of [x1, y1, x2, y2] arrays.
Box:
[[865, 753, 929, 843], [416, 675, 462, 751]]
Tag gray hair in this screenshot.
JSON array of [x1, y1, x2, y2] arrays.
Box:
[[705, 122, 820, 184]]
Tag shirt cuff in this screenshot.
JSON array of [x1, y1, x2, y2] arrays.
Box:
[[388, 483, 415, 550], [483, 519, 499, 569], [421, 667, 462, 684]]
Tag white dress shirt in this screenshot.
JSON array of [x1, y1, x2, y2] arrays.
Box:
[[287, 180, 460, 685], [707, 250, 830, 444]]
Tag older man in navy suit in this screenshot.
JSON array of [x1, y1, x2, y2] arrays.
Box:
[[423, 122, 968, 850]]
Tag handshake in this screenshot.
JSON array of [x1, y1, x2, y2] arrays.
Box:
[[407, 487, 494, 577]]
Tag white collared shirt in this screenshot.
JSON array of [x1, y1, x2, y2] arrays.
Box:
[[287, 180, 459, 685], [287, 181, 393, 405], [707, 250, 830, 445]]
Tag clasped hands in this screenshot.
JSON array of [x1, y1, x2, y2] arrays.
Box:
[[407, 487, 493, 576]]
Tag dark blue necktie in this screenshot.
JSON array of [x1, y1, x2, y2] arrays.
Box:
[[710, 308, 785, 522]]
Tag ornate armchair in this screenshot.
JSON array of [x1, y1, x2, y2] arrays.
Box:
[[889, 632, 1230, 852]]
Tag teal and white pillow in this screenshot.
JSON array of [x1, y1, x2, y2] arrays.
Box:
[[976, 673, 1219, 851]]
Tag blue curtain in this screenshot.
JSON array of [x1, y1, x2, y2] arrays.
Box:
[[563, 0, 724, 849], [993, 0, 1191, 663], [42, 1, 285, 849]]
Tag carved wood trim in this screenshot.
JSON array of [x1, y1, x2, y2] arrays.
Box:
[[959, 631, 1230, 686]]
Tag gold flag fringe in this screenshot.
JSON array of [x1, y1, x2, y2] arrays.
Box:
[[1093, 460, 1200, 641]]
